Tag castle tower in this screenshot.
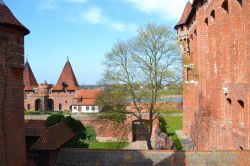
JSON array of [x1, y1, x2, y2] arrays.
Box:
[[51, 59, 79, 111], [23, 61, 38, 91], [0, 1, 29, 165], [53, 59, 79, 92]]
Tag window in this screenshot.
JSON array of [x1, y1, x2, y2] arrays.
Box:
[[86, 106, 89, 110], [237, 100, 244, 127], [194, 29, 197, 36], [27, 104, 31, 110], [204, 18, 208, 26], [65, 100, 68, 103], [74, 106, 77, 110], [210, 10, 215, 20], [221, 0, 229, 13], [184, 64, 194, 82], [237, 0, 242, 6], [92, 106, 95, 111], [59, 104, 62, 110]]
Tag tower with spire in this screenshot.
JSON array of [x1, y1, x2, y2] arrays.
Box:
[[0, 0, 29, 164], [53, 58, 79, 91]]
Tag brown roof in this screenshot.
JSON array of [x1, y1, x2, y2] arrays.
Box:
[[74, 89, 102, 105], [174, 1, 192, 29], [53, 60, 79, 91], [0, 1, 29, 35], [25, 120, 75, 151], [23, 61, 38, 91]]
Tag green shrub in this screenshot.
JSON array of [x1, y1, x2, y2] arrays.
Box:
[[158, 116, 183, 150], [89, 142, 128, 149], [62, 116, 88, 148], [98, 112, 126, 123], [85, 126, 97, 143], [45, 115, 88, 148], [45, 114, 65, 127]]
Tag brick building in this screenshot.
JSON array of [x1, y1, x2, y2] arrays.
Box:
[[175, 0, 250, 150], [0, 0, 29, 165], [24, 59, 88, 112]]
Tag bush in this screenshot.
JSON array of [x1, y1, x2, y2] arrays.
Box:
[[45, 115, 89, 148], [85, 126, 97, 143], [45, 114, 65, 127], [98, 112, 126, 123]]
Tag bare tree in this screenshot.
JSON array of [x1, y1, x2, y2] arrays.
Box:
[[99, 23, 181, 150]]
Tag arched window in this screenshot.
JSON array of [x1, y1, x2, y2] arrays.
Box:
[[204, 18, 208, 26], [35, 99, 41, 111], [194, 29, 197, 36], [237, 0, 242, 6], [221, 0, 229, 13], [237, 100, 244, 127], [210, 10, 215, 20], [227, 98, 231, 105], [226, 98, 232, 122], [27, 104, 31, 110], [47, 99, 54, 111], [59, 103, 62, 111]]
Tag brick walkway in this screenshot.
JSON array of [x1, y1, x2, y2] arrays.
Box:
[[125, 141, 156, 150]]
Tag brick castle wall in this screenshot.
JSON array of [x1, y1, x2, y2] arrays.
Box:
[[0, 25, 27, 165], [177, 0, 250, 150], [56, 149, 250, 166]]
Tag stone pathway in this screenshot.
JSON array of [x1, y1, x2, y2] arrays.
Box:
[[176, 130, 196, 150], [125, 141, 155, 150]]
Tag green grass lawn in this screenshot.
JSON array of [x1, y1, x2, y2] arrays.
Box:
[[159, 116, 183, 150], [89, 142, 128, 149], [159, 109, 183, 114]]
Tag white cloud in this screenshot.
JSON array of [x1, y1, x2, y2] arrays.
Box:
[[110, 22, 126, 31], [80, 7, 108, 24], [125, 0, 188, 20], [78, 6, 137, 33], [39, 0, 59, 11]]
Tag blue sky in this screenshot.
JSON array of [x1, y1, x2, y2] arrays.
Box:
[[6, 0, 187, 85]]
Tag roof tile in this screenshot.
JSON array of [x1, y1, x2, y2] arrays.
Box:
[[175, 1, 192, 29], [25, 120, 75, 150], [53, 60, 79, 91], [23, 61, 38, 91], [0, 2, 29, 34]]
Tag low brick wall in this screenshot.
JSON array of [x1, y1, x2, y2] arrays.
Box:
[[56, 148, 250, 166]]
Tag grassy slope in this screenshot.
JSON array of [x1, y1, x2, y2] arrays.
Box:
[[159, 116, 183, 150], [89, 142, 128, 149]]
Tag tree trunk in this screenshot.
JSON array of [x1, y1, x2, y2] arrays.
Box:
[[146, 136, 153, 150], [146, 108, 154, 150]]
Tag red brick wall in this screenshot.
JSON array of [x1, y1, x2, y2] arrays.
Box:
[[0, 25, 27, 165], [177, 0, 250, 150]]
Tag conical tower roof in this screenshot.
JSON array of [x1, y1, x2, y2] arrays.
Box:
[[0, 1, 30, 35], [174, 1, 192, 29], [53, 60, 79, 91], [23, 61, 38, 91]]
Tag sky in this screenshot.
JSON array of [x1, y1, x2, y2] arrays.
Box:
[[6, 0, 187, 85]]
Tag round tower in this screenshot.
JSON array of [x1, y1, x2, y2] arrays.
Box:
[[0, 1, 29, 165]]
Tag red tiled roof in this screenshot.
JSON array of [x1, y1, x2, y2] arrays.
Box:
[[25, 120, 75, 151], [53, 60, 79, 91], [0, 2, 29, 35], [23, 61, 38, 91], [74, 89, 102, 105], [174, 1, 192, 29]]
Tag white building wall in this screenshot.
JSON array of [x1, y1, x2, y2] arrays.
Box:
[[72, 105, 100, 113]]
